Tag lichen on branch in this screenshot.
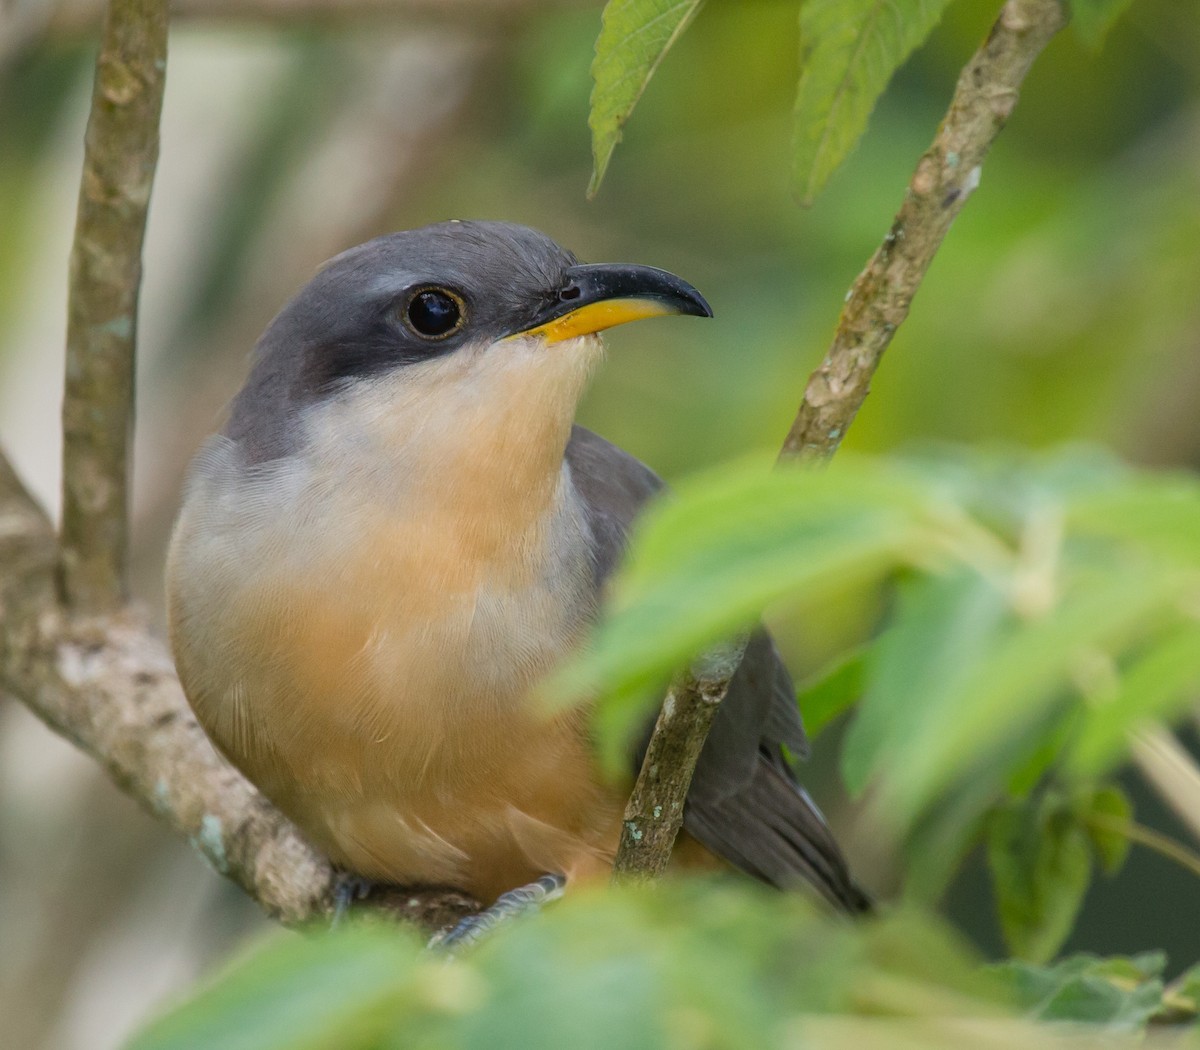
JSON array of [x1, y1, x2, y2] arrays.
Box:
[[613, 642, 745, 880]]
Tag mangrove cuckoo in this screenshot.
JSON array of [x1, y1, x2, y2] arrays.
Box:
[[167, 221, 868, 925]]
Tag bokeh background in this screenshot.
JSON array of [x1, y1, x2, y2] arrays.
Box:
[[1, 1, 1198, 1046]]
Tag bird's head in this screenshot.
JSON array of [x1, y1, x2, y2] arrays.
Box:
[[225, 220, 711, 469]]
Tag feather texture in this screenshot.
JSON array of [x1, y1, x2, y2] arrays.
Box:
[[566, 426, 870, 911]]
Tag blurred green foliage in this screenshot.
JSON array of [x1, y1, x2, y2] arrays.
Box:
[[1071, 0, 1140, 49], [986, 785, 1132, 963], [587, 0, 1137, 202], [993, 950, 1174, 1026], [128, 882, 1194, 1050], [564, 448, 1200, 958]]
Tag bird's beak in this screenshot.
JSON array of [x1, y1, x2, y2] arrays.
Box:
[[513, 263, 713, 345]]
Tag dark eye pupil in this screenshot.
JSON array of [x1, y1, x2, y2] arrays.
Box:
[[407, 290, 461, 337]]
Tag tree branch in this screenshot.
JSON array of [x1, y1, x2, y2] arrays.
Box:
[[612, 0, 1070, 880], [779, 0, 1069, 464], [59, 0, 168, 613], [3, 454, 327, 921], [5, 0, 480, 935], [1, 450, 478, 931], [612, 642, 744, 879]]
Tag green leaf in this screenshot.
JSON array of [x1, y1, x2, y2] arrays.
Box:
[[842, 568, 1011, 795], [986, 794, 1093, 963], [552, 456, 954, 751], [1068, 619, 1200, 777], [1079, 783, 1133, 875], [128, 926, 422, 1050], [1069, 0, 1136, 50], [1067, 475, 1200, 566], [903, 713, 1079, 902], [993, 953, 1166, 1028], [902, 779, 995, 903], [880, 563, 1191, 825], [1163, 962, 1200, 1022], [793, 0, 955, 205], [793, 643, 869, 737], [588, 0, 705, 198], [134, 878, 1190, 1047], [1004, 709, 1080, 797]]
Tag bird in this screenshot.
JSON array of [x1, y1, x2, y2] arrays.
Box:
[[166, 220, 868, 934]]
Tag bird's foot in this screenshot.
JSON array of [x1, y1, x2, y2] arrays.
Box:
[[429, 873, 565, 952], [331, 872, 375, 928]]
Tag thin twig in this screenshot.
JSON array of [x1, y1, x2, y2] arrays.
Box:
[[1132, 727, 1200, 848], [59, 0, 169, 613], [612, 0, 1070, 880], [779, 0, 1069, 464], [612, 642, 745, 879], [1086, 813, 1200, 882]]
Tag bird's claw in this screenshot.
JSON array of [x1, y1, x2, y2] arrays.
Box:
[[331, 873, 375, 928], [429, 873, 565, 952]]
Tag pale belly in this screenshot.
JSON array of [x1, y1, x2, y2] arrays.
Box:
[[168, 467, 622, 903]]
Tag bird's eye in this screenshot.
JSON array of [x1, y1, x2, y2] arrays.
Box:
[[405, 288, 464, 339]]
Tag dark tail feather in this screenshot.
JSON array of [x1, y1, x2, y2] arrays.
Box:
[[684, 755, 872, 914]]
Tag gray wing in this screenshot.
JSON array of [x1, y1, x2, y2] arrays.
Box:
[[565, 426, 869, 912]]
